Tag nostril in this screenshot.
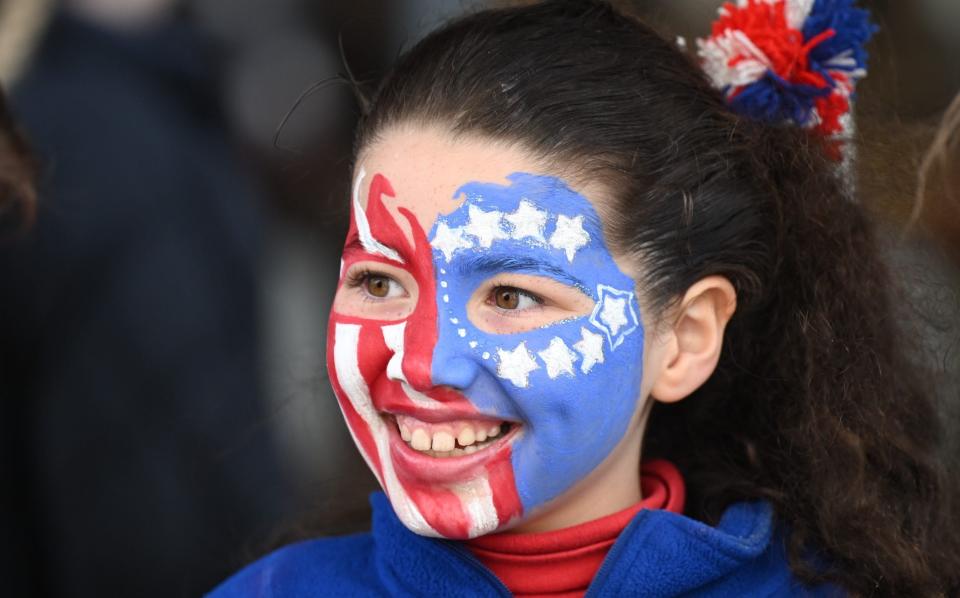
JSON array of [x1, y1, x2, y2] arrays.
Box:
[[386, 351, 405, 382]]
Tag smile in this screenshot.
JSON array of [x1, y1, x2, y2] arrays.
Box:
[[384, 410, 522, 483], [393, 414, 516, 457]]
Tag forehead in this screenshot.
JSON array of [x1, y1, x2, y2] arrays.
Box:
[[355, 126, 607, 242]]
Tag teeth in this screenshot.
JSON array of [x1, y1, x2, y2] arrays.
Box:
[[457, 427, 476, 447], [411, 428, 431, 451], [395, 415, 512, 457], [432, 431, 455, 452]]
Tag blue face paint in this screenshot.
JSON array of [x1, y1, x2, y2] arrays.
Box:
[[427, 172, 644, 518]]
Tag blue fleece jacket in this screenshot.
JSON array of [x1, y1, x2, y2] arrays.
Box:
[[209, 493, 839, 597]]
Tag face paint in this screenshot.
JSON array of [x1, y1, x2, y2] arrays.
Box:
[[327, 171, 644, 539]]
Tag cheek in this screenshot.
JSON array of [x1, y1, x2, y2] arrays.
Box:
[[524, 326, 643, 435], [325, 321, 386, 487], [637, 320, 666, 399], [325, 314, 398, 436], [506, 319, 646, 509], [358, 325, 396, 384]]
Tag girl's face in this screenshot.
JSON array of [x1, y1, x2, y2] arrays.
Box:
[[328, 127, 654, 538]]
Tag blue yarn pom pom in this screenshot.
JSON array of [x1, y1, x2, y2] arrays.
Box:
[[803, 0, 877, 74]]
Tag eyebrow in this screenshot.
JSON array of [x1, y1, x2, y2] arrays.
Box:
[[342, 236, 406, 262], [454, 253, 590, 295]]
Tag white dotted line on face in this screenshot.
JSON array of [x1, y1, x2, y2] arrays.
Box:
[[440, 272, 482, 360], [432, 235, 630, 387]]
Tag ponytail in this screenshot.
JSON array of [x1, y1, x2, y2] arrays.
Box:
[[649, 119, 960, 595]]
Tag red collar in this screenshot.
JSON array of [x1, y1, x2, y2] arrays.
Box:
[[466, 459, 685, 598]]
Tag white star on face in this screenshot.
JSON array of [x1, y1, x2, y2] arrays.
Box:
[[496, 342, 540, 388], [464, 205, 508, 248], [573, 327, 605, 374], [505, 200, 548, 243], [589, 284, 640, 350], [537, 337, 578, 379], [599, 296, 628, 336], [430, 222, 473, 262], [548, 214, 590, 262]]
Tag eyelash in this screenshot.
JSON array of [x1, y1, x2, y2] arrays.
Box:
[[487, 280, 544, 314], [345, 269, 401, 302]]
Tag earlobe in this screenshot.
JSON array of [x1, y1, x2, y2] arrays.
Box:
[[651, 276, 737, 404]]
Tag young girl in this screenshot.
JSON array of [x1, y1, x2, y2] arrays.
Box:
[[211, 1, 959, 595]]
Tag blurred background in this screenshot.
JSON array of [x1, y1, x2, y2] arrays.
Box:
[[0, 0, 957, 596]]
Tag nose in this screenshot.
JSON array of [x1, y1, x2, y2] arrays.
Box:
[[400, 319, 483, 393], [401, 341, 434, 392], [431, 355, 482, 389], [427, 312, 483, 390], [382, 321, 435, 391], [402, 340, 482, 392]]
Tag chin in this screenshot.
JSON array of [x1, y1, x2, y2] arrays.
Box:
[[378, 408, 526, 539]]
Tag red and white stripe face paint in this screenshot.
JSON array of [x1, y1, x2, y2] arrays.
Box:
[[327, 167, 523, 539]]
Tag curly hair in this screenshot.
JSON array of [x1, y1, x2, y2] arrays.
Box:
[[351, 1, 960, 594]]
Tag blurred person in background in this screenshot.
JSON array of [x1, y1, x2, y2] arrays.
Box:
[[0, 91, 35, 230], [854, 0, 960, 466], [908, 91, 960, 459], [0, 85, 39, 594], [0, 0, 290, 595], [913, 92, 960, 263]]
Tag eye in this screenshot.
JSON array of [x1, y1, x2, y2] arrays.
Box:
[[492, 286, 541, 311], [334, 264, 417, 319], [469, 274, 593, 334], [364, 273, 405, 299], [345, 268, 408, 300]]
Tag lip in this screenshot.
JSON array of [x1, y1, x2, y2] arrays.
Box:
[[386, 413, 522, 484], [372, 378, 491, 423]]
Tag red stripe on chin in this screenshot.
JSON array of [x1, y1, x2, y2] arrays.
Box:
[[488, 446, 523, 526], [401, 483, 471, 539]]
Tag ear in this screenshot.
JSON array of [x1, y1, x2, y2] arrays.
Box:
[[650, 276, 737, 403]]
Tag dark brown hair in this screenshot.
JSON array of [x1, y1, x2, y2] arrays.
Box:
[[0, 90, 36, 233], [352, 1, 959, 595]]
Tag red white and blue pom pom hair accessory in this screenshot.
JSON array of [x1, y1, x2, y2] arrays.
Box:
[[697, 0, 876, 156]]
